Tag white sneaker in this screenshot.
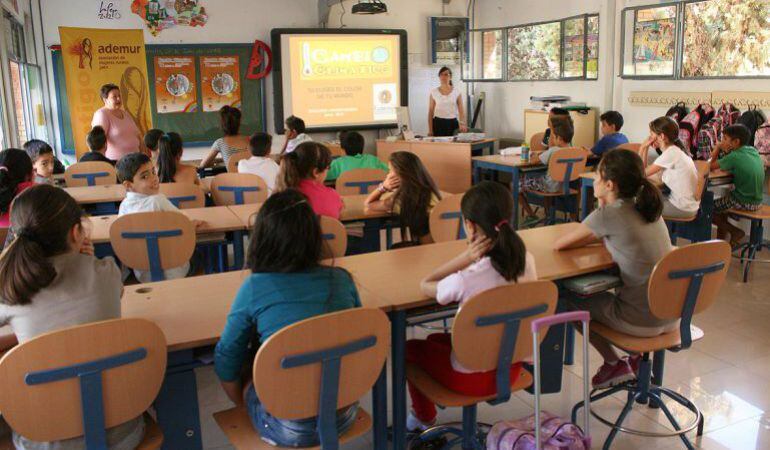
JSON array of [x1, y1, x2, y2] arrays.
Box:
[[406, 411, 435, 432]]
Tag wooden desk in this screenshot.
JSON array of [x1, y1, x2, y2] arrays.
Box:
[[376, 138, 496, 194], [65, 184, 126, 205], [88, 206, 243, 244]]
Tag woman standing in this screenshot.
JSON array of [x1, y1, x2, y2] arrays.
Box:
[[91, 83, 142, 161], [428, 67, 467, 137]]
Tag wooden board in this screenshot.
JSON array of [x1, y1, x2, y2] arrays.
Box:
[[226, 195, 392, 227], [65, 184, 126, 205]]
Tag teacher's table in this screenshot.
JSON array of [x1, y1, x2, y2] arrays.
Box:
[[376, 138, 496, 194], [123, 223, 613, 450]]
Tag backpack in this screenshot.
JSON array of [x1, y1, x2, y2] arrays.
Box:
[[755, 120, 770, 164], [486, 412, 589, 450], [695, 115, 724, 160], [716, 102, 740, 128], [666, 102, 689, 123], [737, 106, 767, 146], [678, 104, 714, 154]]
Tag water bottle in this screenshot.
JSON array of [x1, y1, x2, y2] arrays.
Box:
[[521, 143, 530, 162]]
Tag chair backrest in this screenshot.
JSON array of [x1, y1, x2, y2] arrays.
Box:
[[547, 147, 589, 195], [109, 211, 196, 281], [693, 160, 710, 202], [0, 318, 166, 447], [210, 172, 268, 206], [530, 132, 547, 151], [158, 182, 205, 209], [616, 143, 641, 153], [429, 194, 466, 242], [254, 308, 389, 448], [226, 150, 251, 173], [320, 215, 347, 259], [64, 162, 117, 187], [335, 168, 387, 195], [648, 240, 731, 348], [452, 281, 557, 403]]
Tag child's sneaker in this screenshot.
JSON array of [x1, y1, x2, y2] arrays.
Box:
[[625, 354, 641, 375], [406, 411, 435, 432], [591, 360, 635, 389]]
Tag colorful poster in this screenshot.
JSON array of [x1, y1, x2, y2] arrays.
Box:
[[59, 27, 152, 157], [154, 56, 197, 113], [131, 0, 208, 36], [200, 55, 241, 112]]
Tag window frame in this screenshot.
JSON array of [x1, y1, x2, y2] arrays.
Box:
[[460, 26, 508, 83], [505, 18, 564, 82]]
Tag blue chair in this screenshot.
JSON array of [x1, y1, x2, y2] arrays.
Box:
[[213, 308, 390, 449], [211, 173, 267, 206], [526, 147, 588, 225], [407, 281, 558, 449], [320, 215, 348, 259], [572, 240, 731, 450], [665, 160, 711, 244], [109, 211, 196, 282], [0, 318, 167, 449], [429, 194, 466, 242], [158, 182, 205, 209], [64, 161, 117, 187], [335, 168, 387, 195]]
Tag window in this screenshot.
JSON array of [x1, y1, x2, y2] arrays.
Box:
[[586, 15, 599, 79], [621, 0, 770, 79], [482, 30, 503, 79], [507, 22, 561, 81], [683, 0, 770, 77], [562, 15, 600, 79]]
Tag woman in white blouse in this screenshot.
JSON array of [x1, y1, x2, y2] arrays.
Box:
[[428, 67, 467, 137]]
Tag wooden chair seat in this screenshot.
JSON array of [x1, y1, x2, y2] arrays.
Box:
[[728, 205, 770, 220], [663, 214, 697, 223], [527, 188, 579, 197], [213, 406, 371, 450], [405, 363, 533, 408], [591, 322, 704, 353]]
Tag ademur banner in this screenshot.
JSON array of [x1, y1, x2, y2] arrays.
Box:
[[59, 27, 152, 157]]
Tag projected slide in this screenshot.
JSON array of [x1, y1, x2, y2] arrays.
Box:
[[273, 29, 407, 132]]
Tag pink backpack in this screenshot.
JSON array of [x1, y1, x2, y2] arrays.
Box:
[[486, 412, 589, 450], [717, 103, 740, 128], [695, 115, 724, 160], [678, 104, 714, 154], [755, 121, 770, 165]]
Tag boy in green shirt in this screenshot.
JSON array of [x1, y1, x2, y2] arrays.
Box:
[[709, 124, 765, 247], [325, 131, 388, 180]]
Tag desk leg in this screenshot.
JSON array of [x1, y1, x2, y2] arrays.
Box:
[[155, 350, 203, 450], [372, 365, 388, 450], [580, 179, 592, 221], [511, 168, 520, 229], [232, 230, 244, 270], [472, 162, 481, 185], [361, 219, 382, 253], [390, 310, 408, 450], [564, 325, 575, 366]]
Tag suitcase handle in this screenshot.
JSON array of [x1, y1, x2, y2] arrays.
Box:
[[531, 311, 591, 450]]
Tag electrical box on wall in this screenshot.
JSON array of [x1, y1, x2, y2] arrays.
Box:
[[428, 16, 468, 66]]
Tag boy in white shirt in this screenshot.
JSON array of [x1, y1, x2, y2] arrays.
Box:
[[237, 132, 279, 194], [116, 152, 203, 282], [281, 115, 312, 154]]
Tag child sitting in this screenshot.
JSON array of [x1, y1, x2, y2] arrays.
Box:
[[23, 140, 55, 185], [116, 152, 202, 282], [237, 132, 280, 194], [0, 149, 35, 227], [278, 142, 343, 219], [0, 184, 146, 448], [80, 126, 115, 165], [588, 111, 629, 156], [407, 181, 537, 431], [541, 108, 572, 148], [281, 115, 312, 154], [156, 132, 200, 185], [524, 117, 576, 193], [709, 124, 765, 247], [144, 128, 164, 164], [325, 131, 388, 180]]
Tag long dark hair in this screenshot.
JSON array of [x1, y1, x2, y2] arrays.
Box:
[[156, 132, 184, 183], [461, 181, 527, 281], [246, 189, 322, 272], [220, 106, 241, 136], [389, 151, 442, 240], [598, 149, 662, 223], [649, 116, 686, 152], [438, 66, 453, 87], [277, 142, 332, 190], [0, 185, 84, 305], [0, 149, 33, 215]]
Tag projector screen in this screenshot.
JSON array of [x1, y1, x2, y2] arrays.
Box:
[[271, 28, 408, 133]]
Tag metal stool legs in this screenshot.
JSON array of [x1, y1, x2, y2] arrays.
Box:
[[733, 217, 770, 282]]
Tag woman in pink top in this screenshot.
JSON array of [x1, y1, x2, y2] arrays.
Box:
[[277, 142, 343, 219], [91, 84, 141, 161], [405, 181, 537, 433]]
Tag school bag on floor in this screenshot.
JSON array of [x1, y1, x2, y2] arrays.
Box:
[[666, 102, 689, 123], [678, 104, 714, 156], [486, 312, 592, 450], [755, 120, 770, 165], [738, 105, 767, 146]]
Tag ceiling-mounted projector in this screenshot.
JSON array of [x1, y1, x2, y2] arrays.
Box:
[[352, 0, 388, 14]]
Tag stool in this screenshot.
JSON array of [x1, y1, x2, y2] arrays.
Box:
[[728, 205, 770, 282]]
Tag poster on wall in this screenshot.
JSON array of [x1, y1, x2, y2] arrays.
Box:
[[59, 27, 152, 157], [200, 55, 241, 112], [153, 56, 197, 113], [131, 0, 208, 36]]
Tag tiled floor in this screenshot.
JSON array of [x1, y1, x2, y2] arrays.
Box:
[[197, 247, 770, 449]]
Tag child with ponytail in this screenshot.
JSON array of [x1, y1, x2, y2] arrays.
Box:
[[0, 184, 146, 448], [0, 149, 35, 227], [555, 148, 675, 389], [277, 141, 343, 219], [406, 181, 537, 432], [156, 131, 200, 185], [640, 116, 700, 219]]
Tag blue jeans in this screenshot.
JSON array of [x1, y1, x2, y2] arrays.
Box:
[[245, 384, 359, 447]]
